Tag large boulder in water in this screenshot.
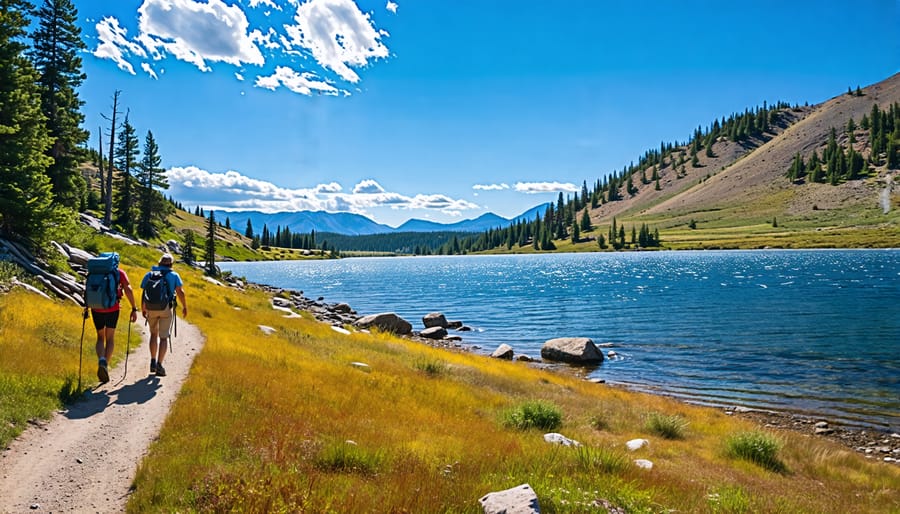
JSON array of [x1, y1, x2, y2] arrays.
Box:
[[353, 312, 412, 335], [423, 312, 449, 328], [540, 337, 604, 364]]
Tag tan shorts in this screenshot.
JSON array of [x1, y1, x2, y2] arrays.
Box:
[[147, 308, 174, 339]]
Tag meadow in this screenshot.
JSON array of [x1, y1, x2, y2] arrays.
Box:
[[1, 237, 898, 513]]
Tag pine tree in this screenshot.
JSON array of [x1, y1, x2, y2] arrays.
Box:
[[113, 112, 139, 233], [571, 222, 580, 244], [205, 210, 217, 276], [182, 229, 195, 265], [28, 0, 87, 209], [0, 0, 57, 243], [244, 219, 253, 238], [580, 208, 591, 232], [137, 130, 168, 237]]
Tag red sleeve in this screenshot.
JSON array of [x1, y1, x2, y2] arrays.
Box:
[[119, 269, 130, 286]]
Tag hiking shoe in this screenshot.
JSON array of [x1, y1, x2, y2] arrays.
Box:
[[155, 363, 166, 377], [97, 361, 109, 383], [150, 359, 157, 374]]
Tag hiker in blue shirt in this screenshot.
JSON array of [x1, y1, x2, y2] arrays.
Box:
[[139, 253, 187, 377]]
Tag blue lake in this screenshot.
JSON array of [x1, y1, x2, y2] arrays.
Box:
[[220, 250, 900, 431]]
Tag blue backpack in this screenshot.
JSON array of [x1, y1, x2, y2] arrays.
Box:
[[85, 252, 120, 310]]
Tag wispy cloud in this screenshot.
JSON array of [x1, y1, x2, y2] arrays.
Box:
[[514, 181, 578, 194], [386, 1, 398, 14], [166, 166, 479, 217], [255, 66, 343, 96], [141, 62, 158, 79], [91, 0, 390, 96], [94, 16, 146, 75], [473, 183, 510, 191]]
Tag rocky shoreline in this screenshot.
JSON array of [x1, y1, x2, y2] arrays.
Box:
[[233, 278, 900, 466]]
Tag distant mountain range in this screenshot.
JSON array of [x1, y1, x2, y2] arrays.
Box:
[[221, 203, 550, 236]]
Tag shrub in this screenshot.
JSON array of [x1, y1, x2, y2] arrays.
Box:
[[314, 441, 384, 475], [644, 412, 688, 439], [414, 358, 447, 377], [502, 400, 562, 431], [725, 431, 786, 473]]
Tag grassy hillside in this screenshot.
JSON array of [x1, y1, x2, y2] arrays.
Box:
[[2, 236, 898, 512], [583, 73, 900, 249]]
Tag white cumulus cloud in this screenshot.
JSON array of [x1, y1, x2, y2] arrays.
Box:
[[135, 0, 265, 72], [166, 166, 479, 217], [353, 179, 386, 194], [514, 181, 578, 194], [473, 183, 509, 191], [91, 0, 392, 97], [282, 0, 390, 83]]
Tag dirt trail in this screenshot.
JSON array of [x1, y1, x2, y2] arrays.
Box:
[[0, 317, 204, 513]]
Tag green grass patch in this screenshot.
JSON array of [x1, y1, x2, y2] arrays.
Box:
[[644, 412, 688, 439], [501, 399, 563, 431], [314, 440, 385, 475], [725, 431, 787, 473]]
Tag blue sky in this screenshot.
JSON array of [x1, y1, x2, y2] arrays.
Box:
[[76, 0, 899, 227]]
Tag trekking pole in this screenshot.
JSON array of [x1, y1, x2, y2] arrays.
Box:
[[78, 308, 88, 391], [114, 312, 132, 386]]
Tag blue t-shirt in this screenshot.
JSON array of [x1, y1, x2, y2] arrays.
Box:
[[141, 265, 183, 298]]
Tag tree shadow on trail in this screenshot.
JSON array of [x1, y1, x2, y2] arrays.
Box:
[[111, 377, 162, 406]]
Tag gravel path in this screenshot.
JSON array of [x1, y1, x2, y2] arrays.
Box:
[[0, 318, 204, 513]]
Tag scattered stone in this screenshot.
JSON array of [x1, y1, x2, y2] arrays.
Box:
[[491, 344, 514, 360], [353, 312, 412, 335], [30, 504, 39, 510], [333, 303, 353, 313], [543, 433, 580, 447], [258, 325, 276, 335], [423, 312, 449, 328], [479, 483, 540, 514], [350, 362, 370, 372], [815, 427, 834, 435], [540, 337, 604, 364], [815, 421, 829, 429], [588, 378, 606, 384], [607, 350, 617, 359], [421, 326, 448, 340], [447, 320, 464, 329], [634, 459, 654, 470], [457, 325, 472, 331], [626, 439, 649, 451], [331, 326, 351, 335], [515, 354, 535, 362]]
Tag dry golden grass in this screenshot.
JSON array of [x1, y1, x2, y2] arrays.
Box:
[[1, 241, 897, 512], [120, 265, 900, 513]]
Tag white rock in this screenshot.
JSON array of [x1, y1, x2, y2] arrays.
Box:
[[634, 459, 653, 470], [331, 326, 351, 335], [350, 362, 370, 372], [543, 433, 581, 447], [479, 484, 540, 514], [626, 438, 649, 451], [258, 325, 277, 335]]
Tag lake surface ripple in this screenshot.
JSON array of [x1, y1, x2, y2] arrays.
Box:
[[221, 250, 900, 431]]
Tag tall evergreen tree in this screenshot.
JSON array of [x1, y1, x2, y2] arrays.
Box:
[[244, 219, 253, 238], [205, 210, 217, 276], [182, 229, 195, 265], [28, 0, 87, 208], [113, 112, 138, 233], [137, 130, 168, 237], [0, 0, 58, 243]]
